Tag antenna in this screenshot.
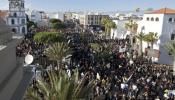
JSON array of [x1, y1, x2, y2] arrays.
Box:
[[25, 54, 34, 65]]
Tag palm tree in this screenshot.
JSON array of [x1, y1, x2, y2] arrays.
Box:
[[144, 32, 159, 49], [101, 18, 117, 38], [110, 21, 117, 39], [125, 20, 138, 46], [136, 32, 145, 56], [44, 42, 71, 69], [25, 70, 94, 100], [164, 41, 175, 75]]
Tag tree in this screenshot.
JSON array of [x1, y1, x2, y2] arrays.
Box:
[[50, 19, 62, 23], [49, 18, 66, 31], [34, 32, 64, 44], [25, 70, 94, 100], [27, 21, 37, 31], [135, 8, 140, 12], [101, 18, 117, 38], [44, 42, 71, 69], [144, 32, 159, 49], [146, 8, 154, 11], [101, 18, 109, 37], [164, 41, 175, 75], [136, 32, 145, 56], [125, 20, 138, 46]]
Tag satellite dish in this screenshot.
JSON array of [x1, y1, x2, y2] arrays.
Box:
[[25, 54, 34, 65]]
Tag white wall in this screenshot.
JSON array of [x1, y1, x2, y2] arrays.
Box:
[[47, 12, 64, 21], [137, 13, 175, 64], [110, 20, 127, 39], [158, 14, 175, 64]]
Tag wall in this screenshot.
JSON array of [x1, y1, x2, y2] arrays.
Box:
[[0, 38, 23, 100], [137, 13, 175, 64], [158, 14, 175, 64]]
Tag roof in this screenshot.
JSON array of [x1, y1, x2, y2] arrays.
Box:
[[146, 8, 175, 14], [0, 10, 8, 18]]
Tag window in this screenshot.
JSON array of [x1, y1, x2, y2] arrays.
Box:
[[151, 17, 154, 21], [13, 13, 17, 17], [12, 28, 16, 33], [22, 27, 25, 33], [155, 17, 159, 21], [21, 3, 24, 8], [21, 19, 25, 24], [146, 17, 149, 21], [169, 18, 173, 22], [31, 15, 35, 17], [171, 34, 175, 40], [11, 19, 15, 24]]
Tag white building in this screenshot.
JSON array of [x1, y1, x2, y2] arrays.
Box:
[[79, 14, 109, 28], [28, 10, 42, 23], [47, 12, 64, 21], [137, 8, 175, 65], [7, 0, 27, 35], [110, 20, 127, 39]]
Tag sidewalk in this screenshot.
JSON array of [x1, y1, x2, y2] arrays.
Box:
[[11, 67, 34, 100]]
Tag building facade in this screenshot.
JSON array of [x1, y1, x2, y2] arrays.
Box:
[[137, 8, 175, 65], [47, 12, 64, 21], [7, 0, 27, 35], [0, 18, 22, 100], [26, 10, 42, 23], [79, 14, 109, 28]]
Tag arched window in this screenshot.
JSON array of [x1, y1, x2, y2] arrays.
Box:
[[146, 17, 149, 21], [11, 19, 15, 25], [13, 13, 17, 17], [169, 18, 173, 22], [22, 27, 25, 33], [151, 17, 154, 21], [155, 17, 159, 21]]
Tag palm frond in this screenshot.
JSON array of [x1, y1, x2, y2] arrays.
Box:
[[164, 41, 175, 56]]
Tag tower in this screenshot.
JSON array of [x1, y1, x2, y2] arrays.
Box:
[[7, 0, 27, 35]]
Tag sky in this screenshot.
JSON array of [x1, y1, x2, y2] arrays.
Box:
[[0, 0, 175, 12]]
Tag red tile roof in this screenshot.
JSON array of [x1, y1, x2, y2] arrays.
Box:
[[146, 8, 175, 14], [0, 10, 8, 18]]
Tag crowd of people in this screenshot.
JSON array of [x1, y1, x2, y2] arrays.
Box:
[[66, 35, 175, 100], [18, 32, 175, 100]]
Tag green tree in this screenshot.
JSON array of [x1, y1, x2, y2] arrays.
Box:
[[34, 32, 64, 44], [101, 18, 109, 37], [27, 21, 37, 31], [164, 41, 175, 75], [125, 20, 138, 46], [135, 8, 140, 12], [101, 18, 117, 38], [49, 18, 66, 31], [25, 70, 94, 100], [144, 32, 159, 49], [50, 19, 62, 23], [136, 32, 145, 56], [44, 42, 71, 69]]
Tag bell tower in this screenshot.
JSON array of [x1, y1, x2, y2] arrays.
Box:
[[8, 0, 27, 35]]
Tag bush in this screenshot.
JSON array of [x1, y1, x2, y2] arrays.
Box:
[[34, 32, 64, 44]]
